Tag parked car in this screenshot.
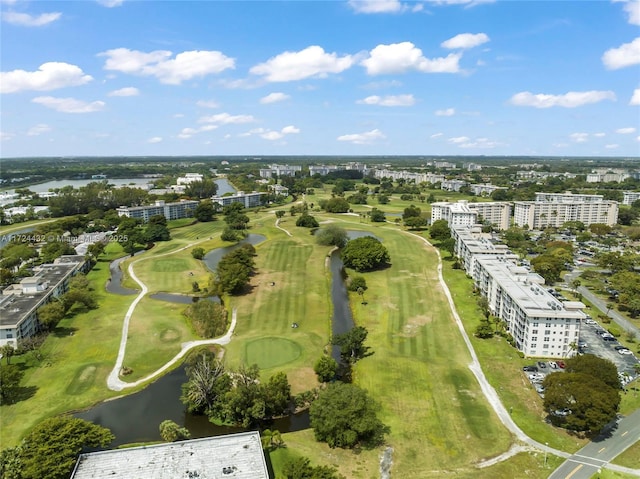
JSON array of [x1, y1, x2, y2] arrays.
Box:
[[549, 361, 558, 369], [556, 360, 565, 369], [529, 373, 545, 382], [537, 361, 547, 369], [618, 349, 632, 355], [535, 385, 545, 394], [585, 319, 596, 325], [553, 408, 572, 417], [523, 366, 538, 372]]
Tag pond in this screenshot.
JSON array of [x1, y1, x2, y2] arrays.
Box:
[[202, 234, 266, 273]]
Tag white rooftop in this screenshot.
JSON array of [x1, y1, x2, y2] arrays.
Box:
[[70, 432, 269, 479]]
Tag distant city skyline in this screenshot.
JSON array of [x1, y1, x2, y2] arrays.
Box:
[[1, 0, 639, 158]]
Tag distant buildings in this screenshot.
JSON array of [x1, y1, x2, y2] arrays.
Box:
[[440, 179, 467, 192], [268, 184, 289, 196], [0, 256, 89, 348], [622, 191, 640, 206], [176, 173, 204, 185], [514, 192, 618, 228], [586, 168, 630, 183], [431, 200, 512, 230], [259, 164, 302, 178], [372, 169, 445, 184], [469, 183, 506, 197], [71, 432, 269, 479], [116, 200, 199, 222], [451, 226, 585, 358], [211, 191, 263, 209]]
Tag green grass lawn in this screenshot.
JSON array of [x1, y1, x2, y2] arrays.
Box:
[[0, 217, 60, 235], [245, 337, 303, 369], [611, 439, 640, 469]]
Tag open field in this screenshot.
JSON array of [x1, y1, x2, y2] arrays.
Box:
[[612, 439, 640, 469]]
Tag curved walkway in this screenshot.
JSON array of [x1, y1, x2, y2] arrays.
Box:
[[106, 236, 238, 392], [405, 230, 639, 475], [275, 216, 292, 237]]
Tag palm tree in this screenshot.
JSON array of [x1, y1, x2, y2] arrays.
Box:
[[260, 429, 284, 450], [0, 344, 15, 365]]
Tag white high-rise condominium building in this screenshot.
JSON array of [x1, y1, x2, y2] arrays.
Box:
[[513, 192, 618, 229], [431, 200, 512, 230], [622, 191, 640, 206]]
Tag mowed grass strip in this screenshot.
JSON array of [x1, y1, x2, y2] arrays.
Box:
[[245, 337, 302, 369], [224, 221, 331, 393]]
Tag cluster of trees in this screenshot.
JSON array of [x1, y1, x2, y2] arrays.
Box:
[[181, 353, 291, 427], [0, 416, 114, 479], [281, 457, 344, 479], [296, 213, 319, 228], [221, 203, 250, 241], [320, 197, 350, 213], [530, 241, 573, 285], [341, 236, 390, 272], [403, 205, 428, 230], [543, 355, 621, 433], [0, 364, 24, 405], [116, 215, 172, 255], [36, 274, 98, 331], [159, 420, 191, 442], [209, 243, 256, 295], [369, 208, 386, 223], [183, 300, 228, 338], [608, 270, 640, 317]]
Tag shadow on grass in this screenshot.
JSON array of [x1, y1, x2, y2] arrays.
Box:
[[9, 385, 38, 404], [51, 326, 79, 338]]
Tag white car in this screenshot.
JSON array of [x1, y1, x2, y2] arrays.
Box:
[[617, 349, 633, 355], [585, 319, 596, 325], [549, 361, 558, 369]]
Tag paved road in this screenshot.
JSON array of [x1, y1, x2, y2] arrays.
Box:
[[548, 409, 640, 478], [564, 270, 640, 336]]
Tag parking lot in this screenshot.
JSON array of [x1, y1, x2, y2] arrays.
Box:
[[578, 320, 640, 379]]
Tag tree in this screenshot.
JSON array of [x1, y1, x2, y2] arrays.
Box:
[[40, 240, 76, 263], [191, 247, 205, 260], [542, 372, 620, 433], [144, 215, 171, 242], [260, 429, 284, 451], [402, 205, 421, 220], [1, 344, 15, 365], [310, 383, 388, 449], [589, 223, 612, 236], [332, 326, 373, 365], [0, 365, 24, 405], [440, 237, 456, 257], [341, 236, 390, 272], [282, 457, 345, 479], [19, 416, 114, 479], [181, 354, 229, 415], [564, 354, 620, 390], [159, 420, 191, 442], [346, 275, 367, 292], [324, 197, 350, 213], [314, 355, 338, 383], [0, 445, 23, 479], [296, 213, 319, 228], [369, 208, 386, 223], [315, 225, 348, 248], [194, 200, 216, 222], [220, 227, 242, 242], [404, 216, 427, 230], [275, 210, 286, 219], [185, 179, 218, 199], [37, 301, 66, 330], [429, 219, 451, 241], [262, 371, 292, 418], [475, 321, 495, 339], [212, 245, 256, 295], [183, 300, 228, 338]]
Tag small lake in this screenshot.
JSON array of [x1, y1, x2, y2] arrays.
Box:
[[203, 234, 266, 273], [75, 365, 310, 446], [0, 226, 35, 249]]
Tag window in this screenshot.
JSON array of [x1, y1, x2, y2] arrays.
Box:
[[545, 330, 551, 335], [532, 337, 538, 342], [532, 329, 538, 334], [533, 322, 539, 327], [544, 337, 550, 342]]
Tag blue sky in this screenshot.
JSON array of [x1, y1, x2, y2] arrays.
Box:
[[1, 0, 639, 158]]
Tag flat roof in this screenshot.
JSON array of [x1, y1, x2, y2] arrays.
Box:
[[70, 432, 269, 479], [477, 257, 585, 319]]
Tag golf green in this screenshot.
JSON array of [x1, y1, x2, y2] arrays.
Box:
[[245, 337, 302, 369], [150, 258, 190, 272]]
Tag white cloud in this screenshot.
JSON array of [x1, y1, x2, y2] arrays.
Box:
[[147, 136, 163, 143], [97, 0, 124, 7], [441, 33, 490, 50], [197, 100, 220, 108], [2, 11, 61, 26], [178, 125, 218, 139], [616, 127, 637, 134], [435, 107, 455, 116], [448, 136, 470, 144], [593, 132, 606, 137], [27, 124, 51, 136], [1, 131, 15, 141], [425, 0, 495, 6], [357, 94, 415, 106], [361, 42, 461, 75], [1, 62, 93, 94], [348, 0, 405, 13], [173, 113, 184, 118], [108, 86, 139, 97], [637, 136, 640, 142], [430, 132, 443, 138], [570, 132, 589, 143], [32, 96, 105, 113], [260, 125, 300, 140], [630, 88, 640, 105], [509, 90, 616, 108], [281, 125, 300, 134], [250, 45, 354, 82], [198, 113, 256, 124], [602, 37, 640, 70], [100, 48, 235, 84], [457, 137, 501, 149], [605, 144, 619, 149], [337, 128, 385, 144], [260, 92, 291, 104], [619, 0, 640, 25]]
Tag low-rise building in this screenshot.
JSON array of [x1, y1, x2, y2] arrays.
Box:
[[211, 191, 263, 209], [268, 184, 289, 196], [469, 183, 506, 197], [70, 432, 269, 479], [176, 173, 204, 185], [440, 179, 467, 192], [259, 164, 302, 179], [622, 191, 640, 206], [0, 257, 87, 347], [116, 200, 199, 222]]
